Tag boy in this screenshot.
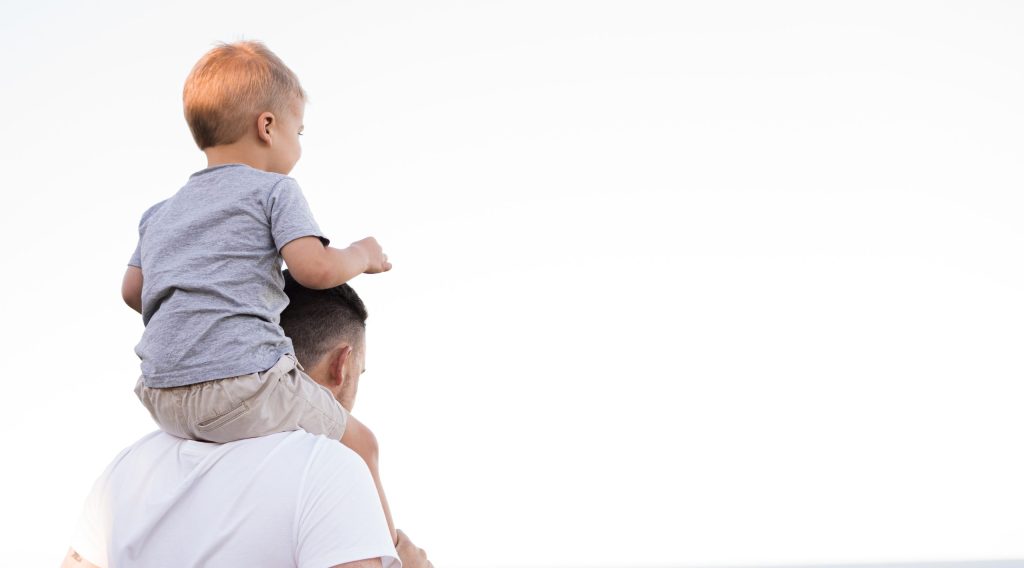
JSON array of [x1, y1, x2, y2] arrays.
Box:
[[121, 41, 397, 542]]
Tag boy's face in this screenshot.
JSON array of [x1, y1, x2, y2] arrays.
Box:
[[267, 98, 305, 175]]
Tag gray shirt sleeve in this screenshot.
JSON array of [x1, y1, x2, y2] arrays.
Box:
[[129, 241, 142, 268], [267, 178, 329, 250], [128, 201, 166, 267]]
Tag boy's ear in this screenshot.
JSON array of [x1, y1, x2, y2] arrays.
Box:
[[257, 112, 275, 145]]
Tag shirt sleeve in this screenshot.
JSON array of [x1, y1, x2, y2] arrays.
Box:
[[267, 178, 330, 251], [128, 242, 142, 268], [69, 448, 130, 568], [128, 201, 166, 268], [295, 440, 400, 568]]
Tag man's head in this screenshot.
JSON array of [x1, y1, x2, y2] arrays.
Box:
[[183, 40, 306, 174], [280, 270, 369, 412]]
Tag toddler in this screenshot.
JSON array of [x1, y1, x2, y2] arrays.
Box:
[[121, 41, 397, 541]]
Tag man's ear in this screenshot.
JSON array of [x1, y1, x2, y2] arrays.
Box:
[[257, 111, 275, 145], [327, 345, 353, 388]]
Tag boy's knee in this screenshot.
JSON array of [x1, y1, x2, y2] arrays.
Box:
[[341, 415, 379, 467]]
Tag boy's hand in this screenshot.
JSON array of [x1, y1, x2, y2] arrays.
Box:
[[351, 237, 392, 274], [283, 236, 389, 289]]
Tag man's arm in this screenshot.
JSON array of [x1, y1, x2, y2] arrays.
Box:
[[60, 548, 99, 568], [281, 236, 391, 290], [121, 266, 143, 314]]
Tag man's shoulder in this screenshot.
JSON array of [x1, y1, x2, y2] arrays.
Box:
[[124, 428, 321, 449], [302, 432, 371, 472], [105, 431, 358, 497], [118, 430, 356, 466], [84, 431, 393, 568], [112, 431, 371, 512]]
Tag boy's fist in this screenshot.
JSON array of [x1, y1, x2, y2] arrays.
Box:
[[351, 236, 392, 274]]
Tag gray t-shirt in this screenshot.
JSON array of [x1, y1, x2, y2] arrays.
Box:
[[129, 164, 328, 388]]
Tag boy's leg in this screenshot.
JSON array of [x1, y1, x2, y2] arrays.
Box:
[[273, 358, 398, 543], [341, 413, 398, 545], [135, 377, 189, 439], [136, 370, 282, 443], [135, 355, 343, 443]]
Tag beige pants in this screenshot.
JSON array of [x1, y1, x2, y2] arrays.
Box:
[[135, 354, 348, 443]]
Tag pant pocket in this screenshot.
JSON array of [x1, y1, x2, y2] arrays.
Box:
[[196, 400, 251, 432]]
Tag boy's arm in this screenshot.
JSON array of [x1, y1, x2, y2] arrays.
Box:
[[281, 236, 392, 291], [121, 267, 143, 314]]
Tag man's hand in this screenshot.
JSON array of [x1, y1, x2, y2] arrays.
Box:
[[349, 237, 392, 274], [395, 529, 433, 568], [60, 548, 99, 568]]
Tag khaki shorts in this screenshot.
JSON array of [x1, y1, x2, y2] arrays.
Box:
[[135, 354, 348, 443]]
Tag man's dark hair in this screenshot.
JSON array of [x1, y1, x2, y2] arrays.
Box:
[[281, 270, 369, 369]]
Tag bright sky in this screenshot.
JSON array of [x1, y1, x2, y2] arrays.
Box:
[[2, 1, 1024, 567]]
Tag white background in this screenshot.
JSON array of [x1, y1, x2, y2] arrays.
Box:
[[2, 1, 1023, 566]]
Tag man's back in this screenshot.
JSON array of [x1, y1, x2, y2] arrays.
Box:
[[71, 430, 398, 568]]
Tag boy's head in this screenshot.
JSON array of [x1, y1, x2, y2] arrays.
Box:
[[184, 41, 306, 171]]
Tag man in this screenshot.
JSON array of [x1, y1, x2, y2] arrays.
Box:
[[61, 273, 432, 567]]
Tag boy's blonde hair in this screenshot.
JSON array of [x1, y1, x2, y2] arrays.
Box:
[[183, 41, 306, 149]]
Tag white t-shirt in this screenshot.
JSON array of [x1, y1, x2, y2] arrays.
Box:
[[71, 430, 400, 568]]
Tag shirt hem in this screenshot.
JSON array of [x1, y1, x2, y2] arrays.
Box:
[[302, 551, 400, 568], [141, 351, 291, 388]]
